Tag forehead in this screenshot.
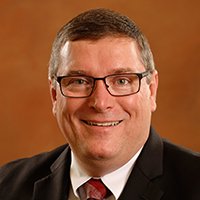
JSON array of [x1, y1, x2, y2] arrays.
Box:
[[58, 37, 144, 75]]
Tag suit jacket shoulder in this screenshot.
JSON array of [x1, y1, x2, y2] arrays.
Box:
[[0, 144, 70, 200], [162, 139, 200, 195], [119, 128, 200, 200]]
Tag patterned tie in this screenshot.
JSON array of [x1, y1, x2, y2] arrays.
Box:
[[78, 178, 109, 200]]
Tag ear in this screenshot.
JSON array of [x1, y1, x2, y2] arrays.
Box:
[[149, 70, 159, 112], [49, 79, 57, 116]]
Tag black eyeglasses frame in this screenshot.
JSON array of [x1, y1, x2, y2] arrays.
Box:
[[55, 70, 150, 98]]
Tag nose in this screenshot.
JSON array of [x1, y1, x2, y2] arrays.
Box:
[[88, 80, 114, 112]]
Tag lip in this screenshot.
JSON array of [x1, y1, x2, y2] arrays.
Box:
[[81, 120, 123, 127]]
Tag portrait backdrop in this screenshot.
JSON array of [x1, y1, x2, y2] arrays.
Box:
[[0, 0, 199, 165]]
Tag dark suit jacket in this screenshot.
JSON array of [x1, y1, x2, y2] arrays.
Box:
[[0, 128, 200, 200]]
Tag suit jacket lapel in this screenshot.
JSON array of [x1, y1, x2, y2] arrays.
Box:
[[32, 146, 71, 200], [119, 128, 164, 200]]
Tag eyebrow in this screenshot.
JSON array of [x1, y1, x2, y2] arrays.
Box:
[[64, 67, 137, 76], [111, 68, 136, 74], [65, 70, 87, 76]]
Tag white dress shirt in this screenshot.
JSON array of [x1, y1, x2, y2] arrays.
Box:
[[70, 147, 143, 200]]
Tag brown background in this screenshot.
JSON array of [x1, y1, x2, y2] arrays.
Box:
[[0, 0, 199, 165]]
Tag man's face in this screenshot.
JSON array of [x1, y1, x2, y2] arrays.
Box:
[[50, 37, 158, 174]]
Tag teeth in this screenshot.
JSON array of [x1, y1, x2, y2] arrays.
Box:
[[84, 121, 121, 127]]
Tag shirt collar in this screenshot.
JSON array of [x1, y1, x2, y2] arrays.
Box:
[[70, 148, 143, 199]]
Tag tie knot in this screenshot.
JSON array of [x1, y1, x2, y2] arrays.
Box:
[[78, 178, 109, 200]]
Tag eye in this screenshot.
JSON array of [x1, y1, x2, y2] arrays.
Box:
[[108, 74, 139, 88], [68, 77, 90, 86], [71, 78, 87, 85], [112, 76, 132, 87], [60, 77, 90, 88], [116, 78, 130, 85]]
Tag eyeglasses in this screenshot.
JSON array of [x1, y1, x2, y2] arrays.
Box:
[[55, 71, 150, 98]]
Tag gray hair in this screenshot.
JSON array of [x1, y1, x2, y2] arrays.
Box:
[[48, 8, 155, 81]]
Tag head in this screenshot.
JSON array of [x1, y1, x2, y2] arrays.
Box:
[[49, 8, 155, 81], [49, 8, 158, 176]]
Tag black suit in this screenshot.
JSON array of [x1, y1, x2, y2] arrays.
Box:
[[0, 128, 200, 200]]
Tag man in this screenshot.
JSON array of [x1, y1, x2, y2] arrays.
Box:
[[0, 8, 199, 200]]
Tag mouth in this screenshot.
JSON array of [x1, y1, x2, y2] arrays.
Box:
[[82, 120, 122, 127]]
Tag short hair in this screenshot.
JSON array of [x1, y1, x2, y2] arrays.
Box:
[[48, 8, 155, 80]]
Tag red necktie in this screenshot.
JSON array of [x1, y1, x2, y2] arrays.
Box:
[[78, 178, 109, 200]]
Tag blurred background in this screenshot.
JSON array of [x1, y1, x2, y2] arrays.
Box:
[[0, 0, 199, 165]]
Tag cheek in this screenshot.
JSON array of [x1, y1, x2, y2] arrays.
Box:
[[54, 98, 79, 142], [54, 97, 86, 129], [120, 91, 152, 119], [54, 98, 68, 131], [54, 97, 66, 118]]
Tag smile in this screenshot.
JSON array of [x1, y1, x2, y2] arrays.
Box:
[[82, 120, 122, 127]]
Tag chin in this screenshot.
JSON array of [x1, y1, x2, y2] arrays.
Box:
[[86, 145, 117, 161]]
